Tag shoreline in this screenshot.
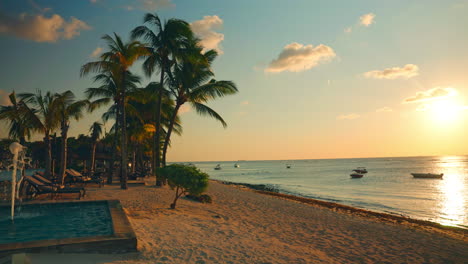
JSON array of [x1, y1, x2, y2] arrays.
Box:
[[215, 179, 468, 240]]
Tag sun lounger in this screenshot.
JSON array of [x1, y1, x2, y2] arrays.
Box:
[[23, 176, 85, 199], [66, 169, 104, 187]]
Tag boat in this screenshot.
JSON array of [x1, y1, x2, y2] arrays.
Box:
[[353, 167, 368, 174], [214, 164, 222, 170], [350, 173, 364, 178], [234, 163, 240, 168], [411, 173, 443, 179], [286, 164, 291, 169]]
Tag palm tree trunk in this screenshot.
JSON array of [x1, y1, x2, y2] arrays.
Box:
[[108, 106, 120, 184], [162, 102, 182, 167], [90, 142, 97, 175], [59, 122, 69, 185], [44, 131, 52, 178], [120, 90, 128, 190], [154, 64, 165, 185]]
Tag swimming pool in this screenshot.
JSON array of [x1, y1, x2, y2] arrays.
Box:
[[0, 201, 113, 244], [0, 200, 137, 256]]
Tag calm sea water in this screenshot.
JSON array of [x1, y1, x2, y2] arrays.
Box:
[[193, 156, 468, 229]]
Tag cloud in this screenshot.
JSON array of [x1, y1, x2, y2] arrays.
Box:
[[0, 12, 91, 42], [265, 42, 336, 73], [403, 87, 458, 104], [122, 0, 174, 11], [191, 15, 224, 54], [240, 100, 249, 105], [360, 13, 375, 27], [337, 113, 360, 120], [376, 107, 392, 113], [363, 64, 419, 80], [0, 90, 11, 106], [416, 104, 430, 112], [89, 47, 102, 58]]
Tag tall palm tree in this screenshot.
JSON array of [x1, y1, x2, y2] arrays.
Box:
[[131, 13, 193, 173], [55, 90, 89, 184], [162, 42, 238, 166], [81, 33, 147, 189], [89, 121, 103, 175], [0, 92, 35, 145], [19, 90, 60, 177]]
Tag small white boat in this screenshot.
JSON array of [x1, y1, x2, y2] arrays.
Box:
[[234, 163, 240, 168], [214, 164, 222, 170], [353, 167, 368, 174], [411, 173, 443, 179], [350, 173, 363, 178]]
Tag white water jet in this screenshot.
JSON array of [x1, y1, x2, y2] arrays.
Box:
[[9, 142, 26, 220]]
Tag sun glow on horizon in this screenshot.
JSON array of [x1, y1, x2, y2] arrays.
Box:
[[427, 98, 465, 124]]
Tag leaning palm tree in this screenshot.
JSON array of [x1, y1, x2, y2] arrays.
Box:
[[55, 90, 89, 184], [131, 13, 193, 172], [89, 121, 103, 175], [162, 41, 238, 166], [81, 34, 147, 189], [0, 92, 35, 145], [19, 90, 60, 177]]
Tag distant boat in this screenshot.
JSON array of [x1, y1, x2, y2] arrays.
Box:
[[353, 167, 368, 174], [214, 164, 222, 170], [234, 163, 240, 168], [411, 173, 443, 179], [286, 164, 291, 169], [350, 173, 364, 178]]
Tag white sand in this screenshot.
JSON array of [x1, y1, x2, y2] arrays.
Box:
[[31, 180, 468, 264]]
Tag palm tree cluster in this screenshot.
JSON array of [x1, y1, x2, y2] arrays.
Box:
[[0, 13, 238, 190]]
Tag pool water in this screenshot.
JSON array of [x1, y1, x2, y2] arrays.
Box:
[[0, 201, 113, 244]]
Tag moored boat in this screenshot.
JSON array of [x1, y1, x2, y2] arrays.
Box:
[[353, 167, 368, 174], [214, 164, 222, 170], [350, 173, 364, 178], [234, 163, 240, 168], [411, 173, 443, 179]]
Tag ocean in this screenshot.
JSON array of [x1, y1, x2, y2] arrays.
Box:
[[193, 156, 468, 229]]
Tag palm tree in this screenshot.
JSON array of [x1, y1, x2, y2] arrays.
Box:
[[89, 121, 103, 175], [0, 92, 35, 145], [19, 90, 60, 177], [162, 42, 238, 166], [131, 13, 193, 173], [55, 90, 89, 184], [81, 33, 147, 189]]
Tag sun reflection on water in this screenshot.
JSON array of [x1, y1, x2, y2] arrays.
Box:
[[436, 156, 466, 227]]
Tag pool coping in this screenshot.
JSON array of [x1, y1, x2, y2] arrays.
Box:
[[0, 200, 137, 257]]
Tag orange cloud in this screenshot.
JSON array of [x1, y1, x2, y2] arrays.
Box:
[[89, 47, 102, 58], [0, 89, 11, 106], [364, 64, 419, 79], [403, 87, 458, 104], [0, 12, 90, 42], [265, 42, 336, 73], [191, 16, 224, 54]]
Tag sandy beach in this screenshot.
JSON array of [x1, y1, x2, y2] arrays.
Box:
[[29, 179, 468, 264]]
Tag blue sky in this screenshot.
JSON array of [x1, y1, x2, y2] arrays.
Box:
[[1, 0, 468, 161]]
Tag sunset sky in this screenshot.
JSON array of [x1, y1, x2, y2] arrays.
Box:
[[1, 0, 468, 161]]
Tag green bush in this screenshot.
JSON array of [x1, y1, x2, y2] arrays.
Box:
[[158, 164, 209, 209]]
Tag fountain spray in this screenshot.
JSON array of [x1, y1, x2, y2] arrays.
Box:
[[9, 142, 25, 220]]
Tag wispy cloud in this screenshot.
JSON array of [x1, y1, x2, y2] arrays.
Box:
[[360, 13, 375, 27], [122, 0, 174, 11], [190, 15, 224, 54], [337, 113, 360, 120], [240, 100, 249, 105], [0, 12, 91, 42], [403, 87, 458, 104], [0, 89, 11, 106], [363, 64, 419, 80], [376, 106, 392, 113], [89, 47, 102, 58], [265, 42, 336, 73]]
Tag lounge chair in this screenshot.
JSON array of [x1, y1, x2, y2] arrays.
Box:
[[22, 176, 85, 199], [66, 169, 104, 187]]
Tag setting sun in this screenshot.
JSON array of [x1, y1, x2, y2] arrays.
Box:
[[429, 99, 463, 123]]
